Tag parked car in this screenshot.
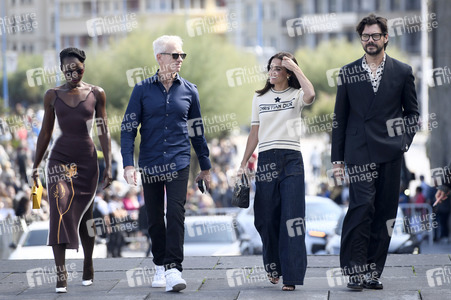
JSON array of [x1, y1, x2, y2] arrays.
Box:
[[9, 221, 108, 259], [325, 207, 421, 255], [184, 215, 251, 256], [236, 195, 343, 255]]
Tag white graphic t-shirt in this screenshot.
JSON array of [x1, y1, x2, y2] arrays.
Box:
[[251, 87, 312, 152]]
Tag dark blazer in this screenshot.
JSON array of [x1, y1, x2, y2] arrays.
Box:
[[331, 55, 419, 165]]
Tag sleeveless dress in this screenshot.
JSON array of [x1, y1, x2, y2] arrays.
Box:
[[46, 88, 99, 249]]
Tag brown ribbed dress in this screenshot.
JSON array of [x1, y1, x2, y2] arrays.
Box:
[[46, 88, 99, 249]]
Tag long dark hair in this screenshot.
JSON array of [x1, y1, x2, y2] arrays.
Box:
[[255, 52, 301, 96]]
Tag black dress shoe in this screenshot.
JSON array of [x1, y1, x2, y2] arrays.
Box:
[[347, 281, 363, 290], [363, 278, 383, 290], [347, 276, 363, 291]]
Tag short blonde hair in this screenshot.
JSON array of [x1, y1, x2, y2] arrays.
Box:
[[153, 35, 183, 60]]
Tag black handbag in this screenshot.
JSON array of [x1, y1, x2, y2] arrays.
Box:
[[232, 174, 250, 208]]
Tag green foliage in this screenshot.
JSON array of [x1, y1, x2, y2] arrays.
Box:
[[0, 54, 47, 109], [295, 38, 406, 136], [83, 18, 263, 141], [295, 38, 405, 96]]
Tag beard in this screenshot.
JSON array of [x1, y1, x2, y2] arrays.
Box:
[[364, 43, 384, 56]]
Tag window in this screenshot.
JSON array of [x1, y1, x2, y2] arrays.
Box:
[[343, 0, 352, 12], [328, 0, 337, 12], [73, 3, 81, 17], [270, 36, 277, 48], [295, 3, 303, 17], [360, 0, 374, 12], [160, 0, 168, 11], [246, 4, 253, 22], [390, 0, 401, 11], [406, 0, 421, 11], [405, 30, 421, 53], [270, 2, 276, 19]]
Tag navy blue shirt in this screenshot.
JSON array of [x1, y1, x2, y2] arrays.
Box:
[[121, 72, 211, 175]]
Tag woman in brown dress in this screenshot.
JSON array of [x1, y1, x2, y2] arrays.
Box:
[[32, 47, 112, 293]]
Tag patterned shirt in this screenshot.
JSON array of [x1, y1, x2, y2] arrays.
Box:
[[362, 53, 386, 93]]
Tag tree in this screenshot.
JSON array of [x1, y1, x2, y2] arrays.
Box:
[[295, 39, 405, 137], [83, 18, 264, 143]]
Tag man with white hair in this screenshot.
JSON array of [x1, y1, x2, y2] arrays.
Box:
[[121, 35, 211, 292]]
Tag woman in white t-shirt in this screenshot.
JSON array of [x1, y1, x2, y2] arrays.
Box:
[[239, 52, 315, 291]]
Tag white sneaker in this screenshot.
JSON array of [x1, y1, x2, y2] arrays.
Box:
[[164, 268, 186, 292], [152, 265, 166, 288]]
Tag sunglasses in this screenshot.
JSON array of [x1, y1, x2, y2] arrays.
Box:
[[64, 68, 84, 77], [160, 53, 187, 60]]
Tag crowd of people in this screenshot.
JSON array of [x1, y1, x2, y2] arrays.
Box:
[[1, 105, 450, 258], [0, 102, 242, 258]]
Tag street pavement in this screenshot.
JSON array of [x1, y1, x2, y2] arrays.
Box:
[[1, 254, 450, 300]]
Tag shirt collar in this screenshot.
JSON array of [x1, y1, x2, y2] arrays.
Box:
[[152, 70, 181, 84], [362, 53, 386, 69]]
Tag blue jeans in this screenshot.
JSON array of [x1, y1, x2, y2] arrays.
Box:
[[254, 149, 307, 285]]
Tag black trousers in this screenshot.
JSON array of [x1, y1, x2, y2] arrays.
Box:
[[141, 166, 189, 272], [340, 158, 402, 279]]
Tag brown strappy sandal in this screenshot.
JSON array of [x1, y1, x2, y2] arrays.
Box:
[[282, 284, 295, 291]]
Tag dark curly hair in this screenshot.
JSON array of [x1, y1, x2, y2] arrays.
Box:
[[59, 47, 86, 65], [256, 52, 301, 96], [356, 14, 389, 50]]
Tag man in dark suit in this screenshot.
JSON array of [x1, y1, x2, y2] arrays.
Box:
[[331, 14, 419, 291]]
